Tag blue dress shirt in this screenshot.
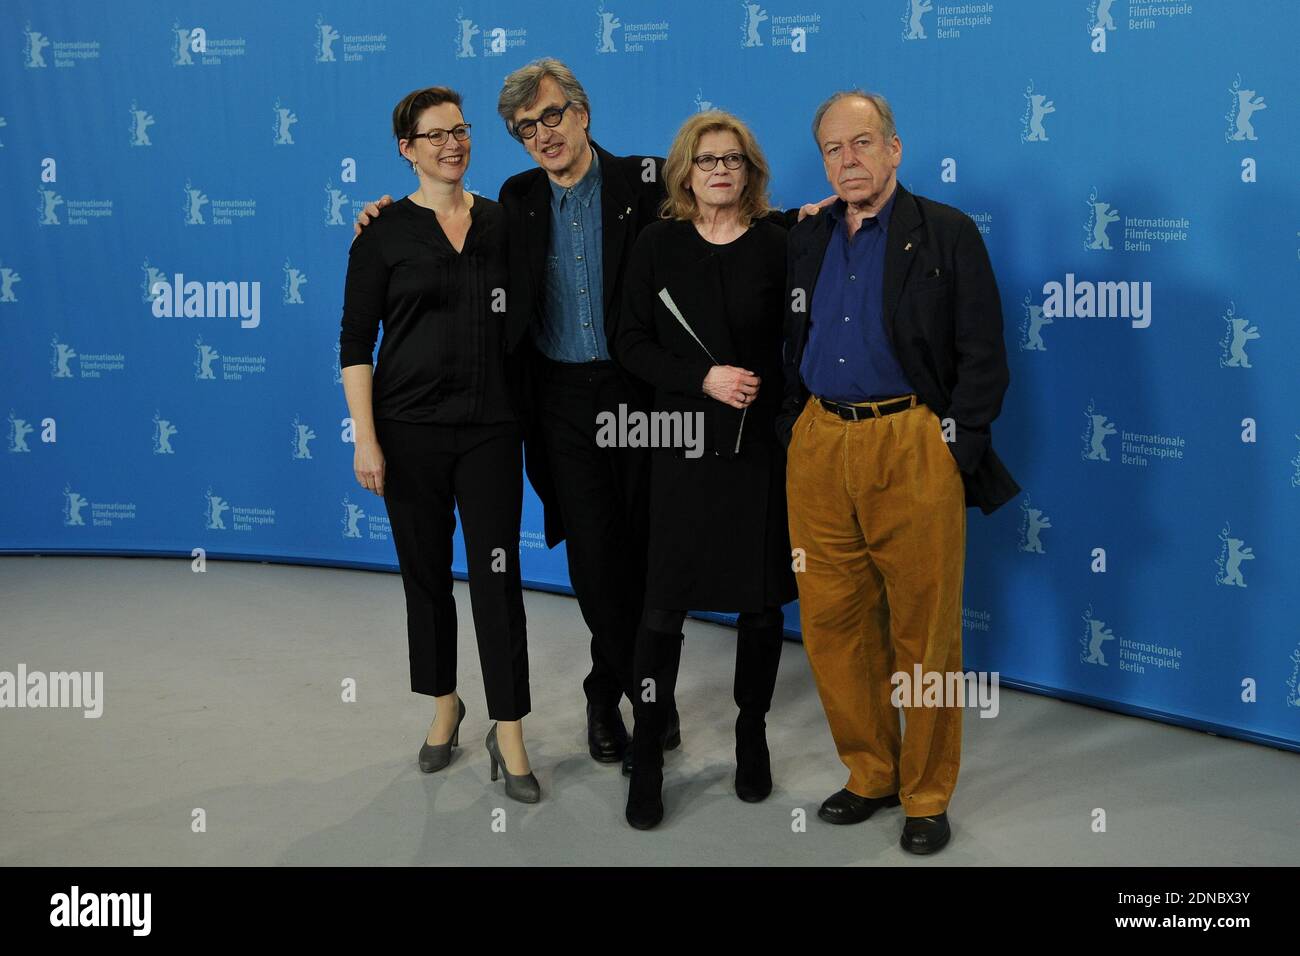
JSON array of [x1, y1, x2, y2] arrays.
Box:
[[800, 188, 914, 403]]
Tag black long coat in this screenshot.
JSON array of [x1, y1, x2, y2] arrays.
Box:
[[612, 217, 798, 613]]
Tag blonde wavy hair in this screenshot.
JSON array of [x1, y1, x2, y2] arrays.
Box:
[[660, 110, 773, 224]]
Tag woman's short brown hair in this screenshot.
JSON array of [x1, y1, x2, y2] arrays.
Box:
[[660, 110, 772, 224], [392, 86, 464, 163]]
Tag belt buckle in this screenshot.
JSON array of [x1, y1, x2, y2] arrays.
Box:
[[848, 404, 860, 422]]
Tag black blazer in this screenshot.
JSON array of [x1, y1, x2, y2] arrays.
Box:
[[498, 140, 667, 547], [777, 183, 1021, 515]]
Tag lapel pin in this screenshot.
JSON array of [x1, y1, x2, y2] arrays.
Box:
[[626, 206, 632, 214], [905, 241, 913, 251]]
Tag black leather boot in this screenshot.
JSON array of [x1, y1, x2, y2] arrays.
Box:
[[625, 627, 683, 830], [733, 614, 784, 803], [622, 706, 679, 777]]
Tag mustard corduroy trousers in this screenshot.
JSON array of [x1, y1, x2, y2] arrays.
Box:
[[786, 394, 967, 818]]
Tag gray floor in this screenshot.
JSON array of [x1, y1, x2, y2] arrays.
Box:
[[0, 555, 1295, 866]]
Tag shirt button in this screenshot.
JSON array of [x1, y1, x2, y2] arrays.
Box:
[[576, 255, 583, 260], [850, 274, 856, 280], [838, 358, 846, 364], [843, 316, 850, 323], [572, 221, 578, 227], [579, 288, 586, 294], [583, 322, 590, 327]]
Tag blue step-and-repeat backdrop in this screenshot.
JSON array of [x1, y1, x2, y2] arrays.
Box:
[[2, 1, 1297, 751]]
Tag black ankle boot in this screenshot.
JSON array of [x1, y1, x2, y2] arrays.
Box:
[[626, 626, 683, 830], [733, 615, 784, 803]]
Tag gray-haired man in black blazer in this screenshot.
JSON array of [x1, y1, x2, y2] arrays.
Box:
[[778, 90, 1020, 855]]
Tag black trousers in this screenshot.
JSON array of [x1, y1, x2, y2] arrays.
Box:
[[537, 359, 651, 710], [375, 418, 529, 721]]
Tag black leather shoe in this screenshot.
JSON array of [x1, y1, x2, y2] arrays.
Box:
[[816, 788, 901, 825], [900, 812, 951, 854], [622, 709, 680, 776], [587, 704, 628, 763]]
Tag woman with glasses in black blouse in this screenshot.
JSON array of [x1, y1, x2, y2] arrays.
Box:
[[339, 86, 539, 804]]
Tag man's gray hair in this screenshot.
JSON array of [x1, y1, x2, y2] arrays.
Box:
[[811, 90, 897, 147], [497, 57, 591, 138]]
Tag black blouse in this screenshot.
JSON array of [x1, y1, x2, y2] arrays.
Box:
[[339, 195, 514, 425], [614, 216, 789, 456]]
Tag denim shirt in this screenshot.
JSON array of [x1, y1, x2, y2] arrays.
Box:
[[534, 146, 610, 363]]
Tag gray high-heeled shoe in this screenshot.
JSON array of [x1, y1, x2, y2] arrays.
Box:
[[418, 697, 466, 773], [485, 723, 540, 804]]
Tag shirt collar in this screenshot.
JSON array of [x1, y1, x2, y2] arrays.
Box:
[[828, 182, 897, 233], [549, 144, 601, 208]]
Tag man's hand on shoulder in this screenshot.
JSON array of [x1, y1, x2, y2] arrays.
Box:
[[352, 194, 394, 240]]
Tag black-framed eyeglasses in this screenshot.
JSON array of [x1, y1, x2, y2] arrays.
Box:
[[693, 152, 747, 171], [512, 101, 575, 141], [411, 124, 471, 147]]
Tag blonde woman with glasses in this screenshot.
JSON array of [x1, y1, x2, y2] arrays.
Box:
[[611, 111, 801, 829]]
